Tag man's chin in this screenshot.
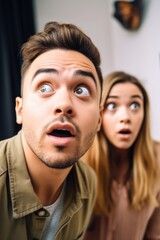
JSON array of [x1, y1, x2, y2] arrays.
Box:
[[41, 157, 78, 169]]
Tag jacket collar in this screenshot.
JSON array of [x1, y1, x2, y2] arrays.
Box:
[[7, 131, 89, 219], [7, 131, 42, 218]]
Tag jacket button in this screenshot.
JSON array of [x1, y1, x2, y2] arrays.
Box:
[[37, 210, 46, 217]]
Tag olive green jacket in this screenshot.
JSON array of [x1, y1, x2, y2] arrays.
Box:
[[0, 131, 97, 240]]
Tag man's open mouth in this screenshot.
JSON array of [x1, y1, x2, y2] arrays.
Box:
[[49, 129, 73, 137]]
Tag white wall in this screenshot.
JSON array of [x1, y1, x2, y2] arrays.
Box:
[[33, 0, 112, 73], [33, 0, 160, 141]]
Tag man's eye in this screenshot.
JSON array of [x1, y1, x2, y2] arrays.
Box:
[[38, 84, 53, 93], [74, 85, 90, 96], [106, 103, 116, 110], [130, 102, 140, 110]]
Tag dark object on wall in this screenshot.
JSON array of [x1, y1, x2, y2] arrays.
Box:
[[113, 0, 144, 30], [0, 0, 35, 140]]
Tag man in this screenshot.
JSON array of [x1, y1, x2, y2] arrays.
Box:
[[0, 21, 103, 240]]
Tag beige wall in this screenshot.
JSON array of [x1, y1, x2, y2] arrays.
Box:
[[33, 0, 160, 141]]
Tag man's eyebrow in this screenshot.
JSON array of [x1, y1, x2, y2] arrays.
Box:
[[32, 68, 58, 81], [74, 69, 97, 87], [32, 68, 97, 86]]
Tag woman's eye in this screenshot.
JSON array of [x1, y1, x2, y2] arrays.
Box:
[[74, 85, 90, 96], [106, 103, 116, 110], [38, 84, 53, 93], [130, 102, 140, 110]]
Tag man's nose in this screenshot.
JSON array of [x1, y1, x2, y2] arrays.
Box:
[[52, 88, 75, 117]]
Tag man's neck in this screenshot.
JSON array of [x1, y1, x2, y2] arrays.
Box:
[[27, 160, 71, 205], [21, 133, 72, 205]]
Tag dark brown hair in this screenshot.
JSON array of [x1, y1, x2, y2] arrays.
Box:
[[20, 21, 103, 95]]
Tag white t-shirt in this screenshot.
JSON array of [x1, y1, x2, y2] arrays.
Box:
[[42, 183, 66, 240]]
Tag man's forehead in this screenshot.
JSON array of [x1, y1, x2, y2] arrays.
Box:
[[31, 49, 97, 72], [26, 49, 101, 87]]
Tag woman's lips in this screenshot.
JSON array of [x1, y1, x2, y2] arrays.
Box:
[[117, 128, 132, 140]]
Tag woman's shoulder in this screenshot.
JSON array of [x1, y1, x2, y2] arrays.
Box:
[[153, 141, 160, 183], [153, 140, 160, 161], [153, 141, 160, 202]]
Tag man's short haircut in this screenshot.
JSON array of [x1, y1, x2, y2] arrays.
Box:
[[21, 21, 103, 96]]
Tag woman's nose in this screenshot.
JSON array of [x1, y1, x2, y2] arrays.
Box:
[[118, 107, 130, 123]]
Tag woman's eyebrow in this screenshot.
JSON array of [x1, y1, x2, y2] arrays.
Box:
[[106, 95, 118, 99], [131, 94, 143, 100], [107, 95, 143, 99]]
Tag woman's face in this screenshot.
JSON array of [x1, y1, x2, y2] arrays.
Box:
[[102, 82, 144, 149]]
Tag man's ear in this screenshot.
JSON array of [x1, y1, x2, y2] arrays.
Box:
[[15, 97, 23, 124], [97, 105, 104, 132]]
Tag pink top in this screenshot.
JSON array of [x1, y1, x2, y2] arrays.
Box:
[[84, 181, 160, 240]]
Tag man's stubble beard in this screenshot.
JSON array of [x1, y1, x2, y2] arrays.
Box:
[[27, 128, 97, 169], [23, 115, 98, 169]]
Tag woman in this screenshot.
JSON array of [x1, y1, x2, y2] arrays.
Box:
[[83, 71, 160, 240]]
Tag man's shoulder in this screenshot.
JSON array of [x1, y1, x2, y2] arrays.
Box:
[[0, 132, 21, 174], [77, 159, 96, 178], [0, 134, 17, 148], [75, 160, 97, 192], [0, 137, 11, 175]]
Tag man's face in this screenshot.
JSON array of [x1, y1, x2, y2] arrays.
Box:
[[16, 49, 102, 168]]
